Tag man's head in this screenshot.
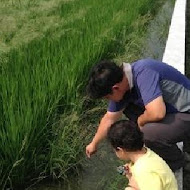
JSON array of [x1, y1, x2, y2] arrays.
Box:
[[87, 60, 129, 101], [107, 120, 144, 160]]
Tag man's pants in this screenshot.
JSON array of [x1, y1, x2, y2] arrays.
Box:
[[123, 104, 190, 172]]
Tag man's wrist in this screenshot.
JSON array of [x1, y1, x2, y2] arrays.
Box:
[[91, 139, 98, 148]]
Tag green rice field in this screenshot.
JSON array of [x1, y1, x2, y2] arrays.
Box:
[[0, 0, 166, 189]]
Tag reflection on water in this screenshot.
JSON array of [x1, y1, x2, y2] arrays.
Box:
[[31, 1, 175, 190]]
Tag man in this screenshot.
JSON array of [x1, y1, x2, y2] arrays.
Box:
[[86, 58, 190, 172]]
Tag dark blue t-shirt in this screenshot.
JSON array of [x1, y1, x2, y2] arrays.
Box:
[[108, 59, 190, 113]]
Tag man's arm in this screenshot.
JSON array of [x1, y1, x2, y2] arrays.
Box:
[[86, 110, 123, 158], [137, 96, 166, 127]]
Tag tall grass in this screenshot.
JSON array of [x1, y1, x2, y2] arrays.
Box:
[[0, 0, 165, 188]]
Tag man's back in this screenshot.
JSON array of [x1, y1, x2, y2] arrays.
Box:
[[131, 59, 190, 113]]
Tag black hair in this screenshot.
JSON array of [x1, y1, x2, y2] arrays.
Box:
[[86, 60, 123, 99], [107, 120, 144, 152]]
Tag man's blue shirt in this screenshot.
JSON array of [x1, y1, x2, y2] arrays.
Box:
[[108, 59, 190, 113]]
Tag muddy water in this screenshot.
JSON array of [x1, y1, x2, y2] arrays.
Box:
[[31, 1, 175, 190]]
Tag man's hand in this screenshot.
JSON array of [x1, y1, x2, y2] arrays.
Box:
[[86, 142, 97, 158], [85, 110, 123, 158]]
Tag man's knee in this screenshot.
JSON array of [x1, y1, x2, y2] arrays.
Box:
[[142, 113, 190, 143], [141, 123, 160, 142]]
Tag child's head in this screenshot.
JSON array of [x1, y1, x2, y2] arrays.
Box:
[[107, 120, 144, 160]]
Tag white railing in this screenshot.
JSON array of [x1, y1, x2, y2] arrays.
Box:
[[162, 0, 186, 189]]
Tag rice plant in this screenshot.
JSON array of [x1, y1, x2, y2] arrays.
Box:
[[0, 0, 165, 188]]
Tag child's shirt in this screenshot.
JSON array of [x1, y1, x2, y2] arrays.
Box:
[[130, 148, 178, 190]]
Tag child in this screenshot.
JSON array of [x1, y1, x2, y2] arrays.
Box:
[[107, 120, 178, 190]]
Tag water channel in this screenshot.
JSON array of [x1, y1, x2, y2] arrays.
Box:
[[31, 1, 176, 190]]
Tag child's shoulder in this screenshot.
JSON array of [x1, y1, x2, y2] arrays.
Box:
[[134, 148, 169, 172]]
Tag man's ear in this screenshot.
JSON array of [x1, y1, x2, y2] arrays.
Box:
[[116, 147, 124, 152], [112, 84, 119, 91]]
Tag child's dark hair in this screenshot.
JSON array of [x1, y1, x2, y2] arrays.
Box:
[[107, 120, 144, 151], [86, 60, 123, 99]]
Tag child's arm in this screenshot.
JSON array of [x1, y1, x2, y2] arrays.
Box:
[[124, 164, 139, 190], [127, 175, 139, 190], [125, 187, 137, 190]]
